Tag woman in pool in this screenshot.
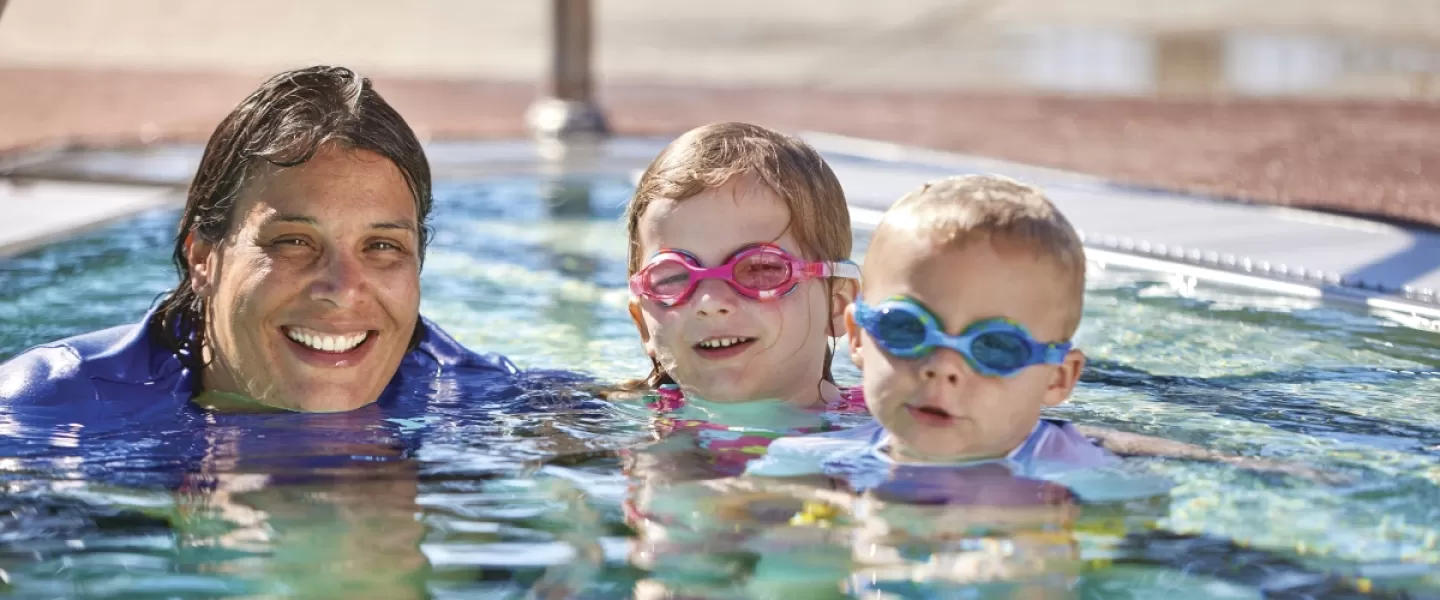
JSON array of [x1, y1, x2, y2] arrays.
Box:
[[0, 66, 518, 414]]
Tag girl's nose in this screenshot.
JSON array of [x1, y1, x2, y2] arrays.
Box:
[[691, 279, 739, 317]]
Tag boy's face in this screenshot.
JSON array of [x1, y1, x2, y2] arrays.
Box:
[[846, 235, 1085, 462]]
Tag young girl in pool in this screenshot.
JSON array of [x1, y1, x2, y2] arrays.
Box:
[[613, 122, 869, 480], [606, 122, 876, 595]]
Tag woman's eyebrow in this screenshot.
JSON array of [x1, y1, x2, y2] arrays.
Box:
[[370, 220, 418, 234], [264, 214, 416, 234], [269, 213, 317, 225]]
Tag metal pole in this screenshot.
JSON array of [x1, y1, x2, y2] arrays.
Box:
[[551, 0, 592, 102], [526, 0, 609, 141]]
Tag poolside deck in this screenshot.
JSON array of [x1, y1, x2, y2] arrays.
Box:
[[3, 1, 1440, 227]]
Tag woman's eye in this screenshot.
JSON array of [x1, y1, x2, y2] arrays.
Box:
[[271, 237, 310, 248], [370, 240, 400, 251]]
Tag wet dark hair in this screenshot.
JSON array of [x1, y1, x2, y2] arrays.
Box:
[[147, 66, 433, 372]]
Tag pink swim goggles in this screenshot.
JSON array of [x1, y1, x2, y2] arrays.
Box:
[[629, 243, 861, 307]]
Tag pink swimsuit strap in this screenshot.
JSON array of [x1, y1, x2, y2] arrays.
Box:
[[648, 384, 868, 414]]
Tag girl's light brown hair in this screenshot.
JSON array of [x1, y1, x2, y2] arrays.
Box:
[[623, 122, 853, 389]]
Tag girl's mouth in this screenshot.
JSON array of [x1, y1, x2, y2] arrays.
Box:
[[694, 336, 757, 359]]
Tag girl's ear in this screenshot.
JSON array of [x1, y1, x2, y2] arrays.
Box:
[[628, 298, 656, 359], [827, 278, 857, 338]]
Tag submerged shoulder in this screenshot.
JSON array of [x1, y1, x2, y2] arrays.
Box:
[[1, 321, 189, 408], [830, 386, 869, 413], [410, 316, 518, 374], [1033, 419, 1121, 467], [747, 421, 883, 478], [0, 343, 92, 405]]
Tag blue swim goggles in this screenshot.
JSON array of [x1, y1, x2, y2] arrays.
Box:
[[853, 296, 1072, 378]]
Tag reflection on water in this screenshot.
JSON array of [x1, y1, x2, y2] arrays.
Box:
[[1, 176, 1438, 597]]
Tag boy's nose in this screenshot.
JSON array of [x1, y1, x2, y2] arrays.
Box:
[[920, 350, 972, 386]]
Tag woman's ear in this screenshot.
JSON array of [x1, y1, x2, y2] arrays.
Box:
[[186, 232, 217, 296], [843, 302, 865, 371], [628, 298, 656, 359], [827, 278, 857, 338], [1042, 349, 1087, 407]]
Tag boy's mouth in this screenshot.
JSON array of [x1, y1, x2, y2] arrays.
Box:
[[906, 404, 957, 427], [693, 336, 757, 358]]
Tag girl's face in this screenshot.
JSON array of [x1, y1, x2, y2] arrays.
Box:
[[629, 176, 851, 406]]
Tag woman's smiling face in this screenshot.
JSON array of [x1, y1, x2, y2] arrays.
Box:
[[189, 145, 422, 412]]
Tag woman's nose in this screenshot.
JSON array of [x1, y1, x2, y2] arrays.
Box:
[[310, 251, 365, 308]]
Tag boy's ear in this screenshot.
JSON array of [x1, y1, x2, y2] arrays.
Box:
[[628, 298, 657, 359], [1042, 349, 1086, 407], [843, 302, 865, 370], [186, 232, 218, 297], [827, 278, 857, 338]]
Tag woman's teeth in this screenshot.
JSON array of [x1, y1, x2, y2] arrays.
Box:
[[286, 329, 368, 353], [698, 337, 749, 349]]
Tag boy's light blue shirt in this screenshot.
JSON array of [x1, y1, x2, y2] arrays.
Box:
[[747, 418, 1172, 503]]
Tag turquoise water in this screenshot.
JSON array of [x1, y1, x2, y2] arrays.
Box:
[[0, 175, 1437, 598]]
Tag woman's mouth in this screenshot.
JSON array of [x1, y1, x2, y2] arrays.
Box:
[[281, 326, 378, 367], [693, 336, 757, 359], [284, 327, 371, 353]]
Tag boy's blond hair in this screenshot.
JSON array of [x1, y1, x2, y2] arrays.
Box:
[[869, 175, 1087, 336], [624, 122, 853, 388]]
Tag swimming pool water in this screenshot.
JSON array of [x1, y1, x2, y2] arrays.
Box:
[[0, 176, 1437, 598]]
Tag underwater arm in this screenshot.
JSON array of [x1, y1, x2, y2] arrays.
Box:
[[1075, 424, 1218, 460], [1075, 424, 1346, 483]]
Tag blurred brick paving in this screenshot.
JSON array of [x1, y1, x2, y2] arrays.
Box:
[[3, 67, 1438, 228]]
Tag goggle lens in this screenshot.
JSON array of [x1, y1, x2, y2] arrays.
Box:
[[732, 251, 792, 291], [642, 259, 693, 297], [970, 331, 1030, 372], [875, 307, 928, 352]]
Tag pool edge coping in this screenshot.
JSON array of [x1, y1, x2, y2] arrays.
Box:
[[0, 178, 183, 259], [805, 131, 1440, 324], [3, 136, 1437, 325]]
